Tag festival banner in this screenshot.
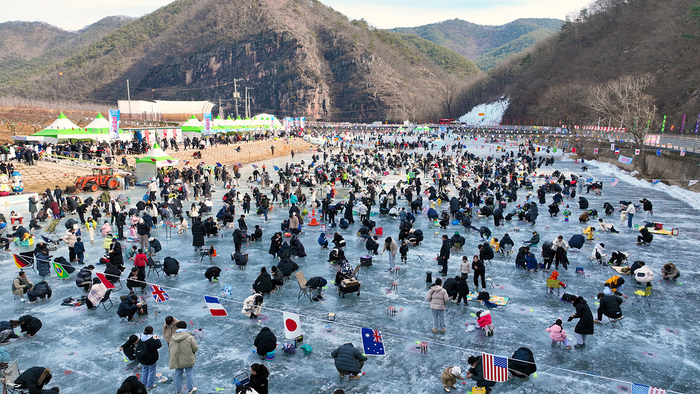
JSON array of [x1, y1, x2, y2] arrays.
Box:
[[109, 109, 120, 141], [203, 113, 212, 136], [618, 155, 633, 165]]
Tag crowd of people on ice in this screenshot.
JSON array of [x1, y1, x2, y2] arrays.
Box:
[[0, 128, 682, 393]]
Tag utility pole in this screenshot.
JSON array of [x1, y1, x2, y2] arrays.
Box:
[[245, 87, 254, 118], [233, 78, 243, 118], [127, 79, 132, 122]]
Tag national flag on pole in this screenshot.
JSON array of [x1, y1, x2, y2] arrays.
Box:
[[586, 177, 593, 183], [680, 150, 686, 157], [53, 263, 70, 279], [635, 149, 640, 155], [651, 179, 660, 185], [689, 180, 699, 186], [656, 149, 662, 156], [150, 284, 171, 303], [283, 312, 301, 339], [252, 164, 258, 169], [361, 327, 386, 356], [482, 353, 509, 382], [611, 143, 615, 151], [204, 296, 228, 316], [12, 253, 31, 269], [594, 148, 599, 154], [614, 149, 620, 154], [611, 178, 619, 187], [631, 383, 666, 394], [95, 272, 116, 289]]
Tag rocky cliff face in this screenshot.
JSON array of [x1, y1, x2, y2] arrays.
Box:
[[3, 0, 479, 122]]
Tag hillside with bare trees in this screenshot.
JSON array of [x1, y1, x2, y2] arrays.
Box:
[[0, 0, 482, 123], [455, 0, 700, 130]]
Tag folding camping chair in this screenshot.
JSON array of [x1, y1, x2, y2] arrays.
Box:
[[147, 257, 163, 277], [545, 279, 563, 297], [295, 271, 312, 301], [605, 316, 624, 328], [351, 264, 361, 280], [44, 219, 61, 239], [632, 285, 652, 307], [99, 289, 114, 311], [500, 244, 513, 260], [199, 246, 215, 264], [40, 235, 60, 251], [2, 361, 27, 394]]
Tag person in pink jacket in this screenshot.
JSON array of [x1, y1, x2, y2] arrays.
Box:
[[476, 310, 494, 336], [545, 318, 572, 349]]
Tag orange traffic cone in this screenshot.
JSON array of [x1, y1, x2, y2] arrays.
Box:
[[309, 209, 320, 226]]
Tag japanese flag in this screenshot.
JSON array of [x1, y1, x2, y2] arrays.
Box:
[[635, 149, 640, 155], [283, 312, 301, 339]]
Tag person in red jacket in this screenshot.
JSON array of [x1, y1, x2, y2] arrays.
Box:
[[134, 249, 148, 278]]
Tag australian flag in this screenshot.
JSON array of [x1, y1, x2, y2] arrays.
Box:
[[361, 327, 385, 356]]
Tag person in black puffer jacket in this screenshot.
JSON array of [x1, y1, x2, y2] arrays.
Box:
[[331, 343, 368, 379], [204, 266, 221, 282], [253, 327, 277, 356], [14, 366, 59, 394], [75, 265, 94, 292], [191, 219, 205, 251], [277, 257, 298, 278], [252, 267, 273, 294], [232, 251, 247, 267], [467, 355, 496, 392], [163, 257, 179, 277], [116, 375, 147, 394], [104, 262, 123, 284], [594, 293, 623, 324], [569, 296, 594, 348], [18, 315, 42, 337]]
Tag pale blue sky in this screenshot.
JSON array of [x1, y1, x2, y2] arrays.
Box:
[[1, 0, 592, 31]]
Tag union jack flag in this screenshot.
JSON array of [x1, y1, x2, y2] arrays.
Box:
[[150, 284, 171, 303]]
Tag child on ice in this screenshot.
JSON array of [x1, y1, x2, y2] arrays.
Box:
[[399, 240, 409, 264], [476, 310, 494, 336], [440, 366, 462, 392], [546, 271, 567, 293], [546, 318, 572, 349]]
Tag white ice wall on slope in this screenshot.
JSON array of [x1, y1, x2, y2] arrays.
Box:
[[458, 98, 509, 126]]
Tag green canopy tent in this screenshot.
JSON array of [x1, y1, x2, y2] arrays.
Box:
[[84, 112, 131, 141]]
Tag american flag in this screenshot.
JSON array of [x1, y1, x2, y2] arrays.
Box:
[[611, 178, 619, 187], [631, 383, 666, 394], [482, 353, 509, 382], [150, 284, 171, 303]]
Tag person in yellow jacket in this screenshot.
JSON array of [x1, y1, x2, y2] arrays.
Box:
[[85, 217, 98, 243], [489, 237, 500, 253], [583, 226, 595, 241], [604, 275, 628, 299]]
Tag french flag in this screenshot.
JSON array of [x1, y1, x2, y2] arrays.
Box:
[[205, 296, 228, 317]]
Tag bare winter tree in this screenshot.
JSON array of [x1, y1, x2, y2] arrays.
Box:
[[586, 73, 657, 175]]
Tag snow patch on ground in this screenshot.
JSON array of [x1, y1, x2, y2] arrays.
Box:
[[589, 160, 700, 211]]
